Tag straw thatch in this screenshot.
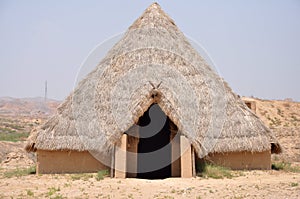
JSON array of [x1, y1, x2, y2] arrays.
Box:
[[26, 3, 281, 157]]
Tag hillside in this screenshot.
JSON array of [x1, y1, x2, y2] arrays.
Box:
[[0, 97, 59, 118], [242, 97, 300, 162], [244, 97, 300, 128], [0, 97, 60, 142]]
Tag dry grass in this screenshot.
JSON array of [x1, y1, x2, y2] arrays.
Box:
[[69, 170, 109, 181], [70, 173, 94, 181], [2, 166, 35, 178], [197, 163, 233, 179]]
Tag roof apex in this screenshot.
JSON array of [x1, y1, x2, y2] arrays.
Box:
[[147, 2, 162, 10], [129, 2, 176, 30]]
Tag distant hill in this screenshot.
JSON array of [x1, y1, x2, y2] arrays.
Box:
[[0, 97, 61, 118], [242, 97, 300, 128], [0, 97, 61, 143], [242, 97, 300, 162]]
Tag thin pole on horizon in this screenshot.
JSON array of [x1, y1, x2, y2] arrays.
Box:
[[45, 80, 47, 102]]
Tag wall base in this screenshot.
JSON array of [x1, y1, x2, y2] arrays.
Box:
[[37, 150, 109, 174], [204, 150, 271, 170]]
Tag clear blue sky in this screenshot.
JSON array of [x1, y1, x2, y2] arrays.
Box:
[[1, 0, 299, 101]]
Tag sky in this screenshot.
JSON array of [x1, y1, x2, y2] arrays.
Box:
[[0, 0, 299, 101]]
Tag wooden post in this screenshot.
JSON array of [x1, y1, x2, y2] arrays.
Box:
[[192, 147, 196, 177], [36, 150, 40, 175], [180, 135, 192, 178], [114, 134, 127, 178], [126, 136, 139, 178], [110, 146, 115, 178], [171, 133, 181, 177]]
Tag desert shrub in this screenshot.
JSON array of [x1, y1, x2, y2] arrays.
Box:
[[272, 162, 300, 173], [269, 116, 282, 127], [271, 162, 285, 170], [47, 187, 60, 197], [291, 182, 298, 187], [277, 108, 284, 117], [26, 190, 34, 197], [96, 170, 109, 181]]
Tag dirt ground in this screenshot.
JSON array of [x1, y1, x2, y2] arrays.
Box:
[[0, 169, 299, 199]]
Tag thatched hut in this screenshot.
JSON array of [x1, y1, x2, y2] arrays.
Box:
[[26, 3, 281, 178]]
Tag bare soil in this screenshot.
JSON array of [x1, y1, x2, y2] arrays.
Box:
[[0, 169, 299, 199]]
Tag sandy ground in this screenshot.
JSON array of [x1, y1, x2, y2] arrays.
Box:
[[0, 170, 299, 199]]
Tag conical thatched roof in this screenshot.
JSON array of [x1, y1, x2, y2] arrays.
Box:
[[26, 3, 281, 157]]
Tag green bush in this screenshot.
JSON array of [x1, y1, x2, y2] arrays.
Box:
[[96, 170, 109, 181], [291, 182, 298, 187], [271, 162, 285, 170]]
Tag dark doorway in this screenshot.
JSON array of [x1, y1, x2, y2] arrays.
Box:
[[137, 104, 172, 179]]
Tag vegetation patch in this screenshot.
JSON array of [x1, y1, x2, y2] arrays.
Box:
[[0, 116, 37, 142], [70, 173, 94, 181], [26, 190, 34, 197], [272, 162, 300, 173], [197, 163, 233, 179], [0, 131, 29, 142], [291, 182, 298, 187], [95, 170, 109, 181], [2, 166, 36, 178], [268, 116, 282, 127], [277, 108, 284, 117], [47, 187, 60, 196], [69, 170, 109, 181], [46, 187, 65, 198]]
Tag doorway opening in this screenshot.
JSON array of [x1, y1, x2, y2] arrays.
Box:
[[137, 104, 173, 179]]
